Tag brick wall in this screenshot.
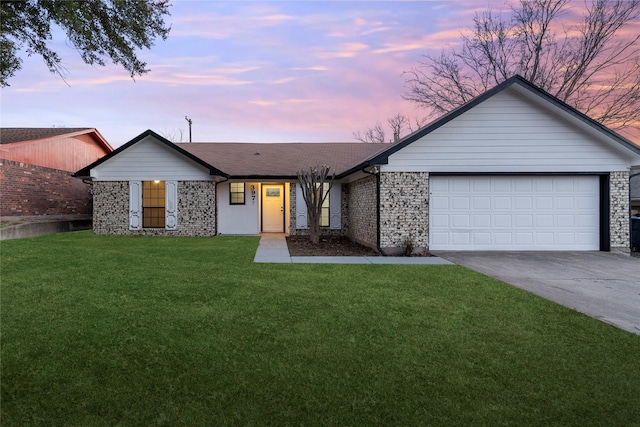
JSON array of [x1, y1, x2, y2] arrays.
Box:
[[0, 159, 92, 216], [346, 175, 377, 248], [379, 172, 429, 253], [93, 180, 216, 236], [610, 171, 630, 252]]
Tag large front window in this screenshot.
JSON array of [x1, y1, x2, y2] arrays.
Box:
[[143, 180, 165, 228]]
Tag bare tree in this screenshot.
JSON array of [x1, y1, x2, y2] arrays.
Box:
[[353, 121, 386, 143], [297, 166, 334, 244], [353, 114, 428, 143], [403, 0, 640, 132], [387, 113, 409, 142], [160, 128, 184, 142]]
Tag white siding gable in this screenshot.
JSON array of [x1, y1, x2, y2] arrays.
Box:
[[91, 136, 212, 181], [384, 87, 634, 173]]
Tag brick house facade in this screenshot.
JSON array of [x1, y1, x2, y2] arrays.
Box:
[[75, 76, 640, 252], [0, 128, 112, 217]]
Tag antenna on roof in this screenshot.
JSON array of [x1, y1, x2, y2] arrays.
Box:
[[185, 116, 193, 142]]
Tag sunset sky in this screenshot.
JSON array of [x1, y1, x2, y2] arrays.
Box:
[[1, 0, 638, 147]]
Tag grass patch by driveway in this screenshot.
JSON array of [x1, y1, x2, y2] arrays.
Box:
[[1, 232, 639, 426]]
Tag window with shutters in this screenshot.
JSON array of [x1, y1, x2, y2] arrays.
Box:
[[143, 180, 166, 228]]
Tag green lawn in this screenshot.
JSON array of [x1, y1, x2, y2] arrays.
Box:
[[1, 232, 638, 426]]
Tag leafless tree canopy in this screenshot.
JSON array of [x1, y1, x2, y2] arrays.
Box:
[[353, 114, 427, 143], [403, 0, 640, 132], [297, 166, 334, 244]]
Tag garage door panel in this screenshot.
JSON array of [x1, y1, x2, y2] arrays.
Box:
[[431, 232, 450, 245], [452, 232, 471, 245], [493, 214, 512, 227], [473, 178, 491, 192], [430, 196, 449, 209], [473, 214, 491, 228], [515, 214, 533, 228], [536, 196, 554, 209], [556, 197, 574, 209], [429, 176, 599, 250], [473, 196, 491, 209], [452, 196, 470, 209], [431, 214, 449, 227], [514, 196, 533, 210], [494, 197, 512, 209], [452, 214, 470, 228], [537, 233, 554, 245], [494, 233, 513, 245], [473, 233, 491, 245], [536, 215, 554, 227]]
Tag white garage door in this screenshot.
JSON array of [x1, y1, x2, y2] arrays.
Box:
[[429, 176, 600, 250]]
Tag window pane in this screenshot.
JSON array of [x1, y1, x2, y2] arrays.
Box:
[[230, 183, 245, 204], [142, 181, 166, 228], [320, 183, 330, 226], [320, 207, 329, 227]]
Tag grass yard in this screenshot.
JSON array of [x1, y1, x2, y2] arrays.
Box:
[[1, 232, 639, 426]]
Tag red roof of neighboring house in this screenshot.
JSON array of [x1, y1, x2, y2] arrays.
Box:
[[1, 128, 91, 144], [0, 127, 113, 172]]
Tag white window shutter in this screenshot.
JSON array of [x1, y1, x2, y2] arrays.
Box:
[[129, 181, 142, 230], [165, 180, 178, 230], [295, 184, 308, 229], [329, 184, 341, 229]]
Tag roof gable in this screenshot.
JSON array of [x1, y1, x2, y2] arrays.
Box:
[[74, 130, 227, 178], [1, 127, 112, 152], [358, 75, 640, 169]]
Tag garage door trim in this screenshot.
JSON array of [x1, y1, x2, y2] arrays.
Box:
[[428, 172, 610, 251]]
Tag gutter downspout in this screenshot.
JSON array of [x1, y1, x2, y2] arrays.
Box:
[[362, 166, 387, 256], [214, 176, 229, 235]]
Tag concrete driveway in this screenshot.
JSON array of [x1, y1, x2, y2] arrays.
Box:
[[432, 251, 640, 335]]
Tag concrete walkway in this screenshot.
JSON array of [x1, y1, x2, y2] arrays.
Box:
[[253, 234, 454, 264]]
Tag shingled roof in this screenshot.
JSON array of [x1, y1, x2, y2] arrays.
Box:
[[177, 142, 388, 177], [0, 128, 94, 144]]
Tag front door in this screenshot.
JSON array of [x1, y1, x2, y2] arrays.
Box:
[[262, 184, 285, 232]]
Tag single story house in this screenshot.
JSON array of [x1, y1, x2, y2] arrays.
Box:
[[1, 128, 113, 216], [74, 76, 640, 252]]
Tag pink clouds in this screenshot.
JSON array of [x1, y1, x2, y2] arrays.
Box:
[[0, 0, 637, 147]]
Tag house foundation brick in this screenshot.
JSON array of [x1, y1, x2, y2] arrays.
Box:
[[92, 181, 216, 236], [346, 175, 377, 249], [610, 171, 630, 252], [379, 172, 429, 252]]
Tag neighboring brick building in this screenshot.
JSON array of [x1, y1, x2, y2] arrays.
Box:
[[0, 128, 113, 216]]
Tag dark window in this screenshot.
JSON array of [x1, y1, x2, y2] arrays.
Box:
[[230, 183, 245, 205], [143, 180, 165, 228]]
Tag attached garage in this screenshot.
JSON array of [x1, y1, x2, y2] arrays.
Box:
[[358, 76, 640, 253], [429, 175, 601, 250]]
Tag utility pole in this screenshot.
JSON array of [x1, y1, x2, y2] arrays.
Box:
[[185, 116, 192, 142]]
